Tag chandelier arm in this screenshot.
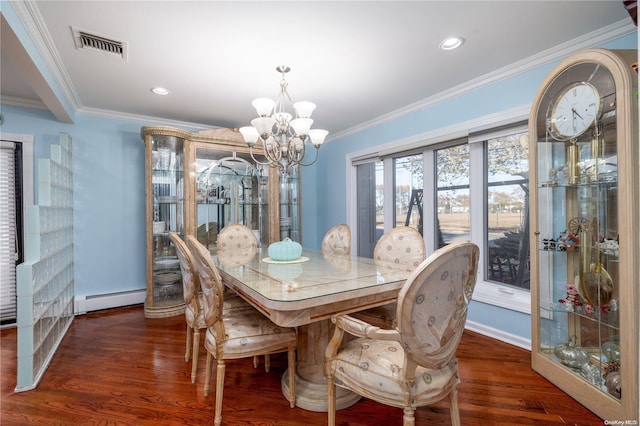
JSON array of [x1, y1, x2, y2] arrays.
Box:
[[298, 146, 320, 167], [248, 146, 274, 167]]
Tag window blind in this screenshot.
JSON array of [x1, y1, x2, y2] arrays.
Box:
[[0, 141, 17, 322]]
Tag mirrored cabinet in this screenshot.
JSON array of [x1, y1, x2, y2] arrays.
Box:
[[529, 49, 638, 421], [142, 126, 301, 318]]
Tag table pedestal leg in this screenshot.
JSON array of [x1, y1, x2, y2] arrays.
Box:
[[281, 319, 361, 412]]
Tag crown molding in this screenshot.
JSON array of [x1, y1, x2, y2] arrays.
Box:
[[1, 95, 48, 110], [9, 0, 81, 111], [76, 106, 215, 131], [329, 19, 637, 142]]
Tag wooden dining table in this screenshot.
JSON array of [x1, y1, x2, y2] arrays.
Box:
[[212, 247, 414, 412]]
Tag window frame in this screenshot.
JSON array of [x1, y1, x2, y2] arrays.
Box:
[[346, 105, 531, 314]]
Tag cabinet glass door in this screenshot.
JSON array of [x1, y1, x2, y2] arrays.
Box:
[[150, 134, 185, 310], [195, 148, 268, 249], [535, 64, 620, 400], [279, 165, 301, 242]]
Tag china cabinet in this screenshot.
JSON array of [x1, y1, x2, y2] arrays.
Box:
[[529, 49, 638, 421], [142, 126, 301, 318]]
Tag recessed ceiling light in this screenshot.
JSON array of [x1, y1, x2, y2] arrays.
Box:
[[439, 37, 464, 51], [151, 87, 170, 95]]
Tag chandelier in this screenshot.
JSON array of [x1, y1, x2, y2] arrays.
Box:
[[239, 66, 328, 175]]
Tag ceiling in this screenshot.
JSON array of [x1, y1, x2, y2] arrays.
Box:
[[1, 1, 636, 139]]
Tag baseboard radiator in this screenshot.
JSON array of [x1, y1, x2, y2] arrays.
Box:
[[74, 289, 146, 315]]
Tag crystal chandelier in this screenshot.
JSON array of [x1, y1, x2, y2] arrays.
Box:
[[239, 66, 328, 175]]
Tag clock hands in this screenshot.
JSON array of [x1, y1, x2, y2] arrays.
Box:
[[572, 107, 584, 121]]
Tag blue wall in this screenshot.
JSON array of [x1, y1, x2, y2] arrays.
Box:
[[1, 24, 636, 344]]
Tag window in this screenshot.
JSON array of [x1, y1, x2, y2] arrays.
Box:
[[348, 109, 531, 313], [435, 144, 470, 247], [394, 154, 423, 232], [486, 132, 529, 290]]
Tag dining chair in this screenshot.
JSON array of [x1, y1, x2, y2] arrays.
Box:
[[321, 224, 351, 255], [216, 223, 259, 250], [169, 232, 253, 384], [215, 223, 268, 369], [186, 235, 297, 425], [325, 241, 479, 426], [351, 226, 426, 328]]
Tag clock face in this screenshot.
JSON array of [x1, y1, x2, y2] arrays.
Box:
[[548, 82, 601, 140]]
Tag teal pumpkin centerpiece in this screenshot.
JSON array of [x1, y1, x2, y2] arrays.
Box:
[[268, 238, 302, 261]]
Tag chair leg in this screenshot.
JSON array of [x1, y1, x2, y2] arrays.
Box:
[[214, 359, 226, 426], [327, 376, 336, 426], [265, 354, 271, 372], [204, 352, 213, 397], [449, 388, 461, 426], [287, 348, 295, 408], [402, 407, 415, 426], [191, 329, 200, 384], [253, 355, 259, 368], [185, 324, 192, 362]]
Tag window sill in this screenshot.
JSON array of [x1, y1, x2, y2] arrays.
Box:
[[472, 280, 531, 315]]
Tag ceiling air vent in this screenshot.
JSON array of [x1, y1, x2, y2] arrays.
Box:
[[71, 27, 128, 61]]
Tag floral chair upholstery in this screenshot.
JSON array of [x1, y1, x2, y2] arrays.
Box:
[[352, 226, 426, 328], [186, 235, 297, 426], [216, 224, 259, 250], [325, 242, 479, 426], [321, 224, 351, 255], [169, 232, 251, 384]]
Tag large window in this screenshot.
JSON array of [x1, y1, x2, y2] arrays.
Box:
[[348, 112, 531, 313]]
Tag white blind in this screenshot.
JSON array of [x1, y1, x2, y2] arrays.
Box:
[[0, 141, 17, 322]]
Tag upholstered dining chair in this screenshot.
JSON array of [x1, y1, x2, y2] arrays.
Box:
[[216, 223, 259, 250], [215, 224, 268, 369], [321, 224, 351, 255], [186, 235, 297, 425], [169, 232, 252, 384], [351, 226, 426, 328], [325, 242, 479, 426]]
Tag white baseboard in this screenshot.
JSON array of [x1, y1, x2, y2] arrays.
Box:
[[74, 289, 146, 315], [465, 320, 532, 351]]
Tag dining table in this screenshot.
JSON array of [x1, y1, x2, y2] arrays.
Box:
[[212, 247, 415, 412]]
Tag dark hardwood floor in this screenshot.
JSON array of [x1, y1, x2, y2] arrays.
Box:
[[1, 306, 603, 425]]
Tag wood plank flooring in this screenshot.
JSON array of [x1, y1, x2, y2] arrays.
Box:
[[1, 305, 603, 425]]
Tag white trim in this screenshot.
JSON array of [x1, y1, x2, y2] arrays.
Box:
[[473, 282, 531, 315], [74, 289, 146, 315], [76, 106, 215, 131], [0, 96, 48, 110], [465, 320, 532, 351], [10, 0, 81, 110], [0, 132, 34, 207]]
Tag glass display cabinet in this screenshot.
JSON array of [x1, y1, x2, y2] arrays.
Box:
[[142, 126, 300, 318], [194, 148, 269, 249], [529, 49, 638, 421], [142, 127, 189, 318]]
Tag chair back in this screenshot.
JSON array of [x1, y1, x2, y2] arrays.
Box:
[[374, 226, 425, 268], [321, 224, 351, 255], [217, 224, 259, 250], [396, 242, 479, 370], [186, 235, 225, 330], [169, 232, 199, 310]]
